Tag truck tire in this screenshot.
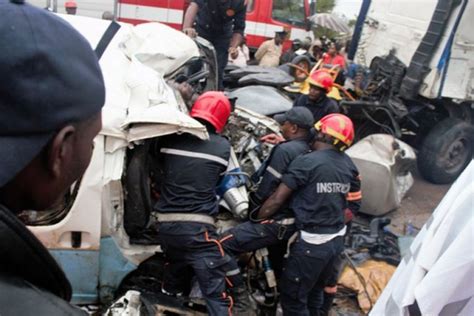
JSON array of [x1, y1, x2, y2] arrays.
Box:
[[418, 118, 473, 184]]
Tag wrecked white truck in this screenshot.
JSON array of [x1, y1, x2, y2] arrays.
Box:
[[21, 14, 281, 314], [345, 0, 473, 184]]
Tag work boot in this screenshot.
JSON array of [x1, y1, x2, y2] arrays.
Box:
[[231, 286, 257, 316]]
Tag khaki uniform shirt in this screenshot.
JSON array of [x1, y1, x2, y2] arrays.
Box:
[[255, 39, 282, 67]]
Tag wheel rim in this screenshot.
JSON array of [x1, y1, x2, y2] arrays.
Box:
[[441, 138, 469, 173]]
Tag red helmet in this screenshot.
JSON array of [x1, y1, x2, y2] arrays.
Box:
[[65, 1, 77, 8], [190, 91, 231, 133], [308, 70, 333, 93], [314, 114, 355, 150]]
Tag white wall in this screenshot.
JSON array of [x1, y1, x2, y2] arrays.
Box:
[[28, 0, 115, 18]]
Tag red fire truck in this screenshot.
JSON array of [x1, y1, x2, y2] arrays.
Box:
[[117, 0, 315, 50]]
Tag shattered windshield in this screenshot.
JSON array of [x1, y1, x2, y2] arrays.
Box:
[[272, 0, 306, 27]]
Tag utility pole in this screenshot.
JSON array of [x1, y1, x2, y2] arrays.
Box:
[[46, 0, 58, 12], [113, 0, 119, 20]]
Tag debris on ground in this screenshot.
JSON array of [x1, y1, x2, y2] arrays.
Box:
[[339, 260, 397, 314]]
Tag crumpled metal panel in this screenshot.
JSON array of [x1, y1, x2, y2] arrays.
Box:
[[119, 22, 200, 77], [228, 86, 293, 116], [346, 134, 416, 216], [59, 15, 206, 149], [121, 58, 208, 142]]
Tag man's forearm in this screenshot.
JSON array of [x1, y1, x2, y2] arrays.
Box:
[[183, 2, 199, 29], [230, 32, 243, 49], [257, 183, 293, 220], [258, 196, 282, 219]]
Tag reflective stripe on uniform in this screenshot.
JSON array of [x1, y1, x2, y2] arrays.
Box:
[[346, 191, 362, 201], [160, 148, 228, 167], [157, 213, 216, 226], [276, 218, 295, 225], [266, 166, 282, 179], [225, 268, 241, 276]]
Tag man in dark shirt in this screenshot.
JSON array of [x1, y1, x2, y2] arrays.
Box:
[[221, 107, 314, 255], [0, 0, 105, 314], [294, 70, 339, 122], [219, 108, 313, 310], [257, 114, 361, 315], [183, 0, 247, 90], [156, 91, 247, 315]]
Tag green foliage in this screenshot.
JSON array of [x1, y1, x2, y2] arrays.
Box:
[[316, 0, 336, 13]]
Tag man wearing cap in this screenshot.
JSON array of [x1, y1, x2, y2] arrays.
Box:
[[221, 107, 313, 263], [255, 31, 287, 67], [65, 0, 77, 15], [293, 70, 340, 123], [0, 0, 105, 314], [182, 0, 247, 90], [281, 38, 302, 64]]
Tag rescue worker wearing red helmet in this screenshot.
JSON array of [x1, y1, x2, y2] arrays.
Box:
[[257, 114, 362, 315], [65, 1, 77, 15], [155, 91, 250, 315], [293, 70, 340, 123]]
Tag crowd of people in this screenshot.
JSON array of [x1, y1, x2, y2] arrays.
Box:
[[229, 31, 349, 79], [0, 1, 362, 316]]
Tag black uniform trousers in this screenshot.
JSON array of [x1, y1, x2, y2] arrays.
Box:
[[220, 220, 296, 288], [159, 222, 234, 316], [200, 33, 231, 91], [280, 236, 344, 316], [221, 220, 296, 256]]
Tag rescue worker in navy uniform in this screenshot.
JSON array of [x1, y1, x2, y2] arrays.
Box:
[[183, 0, 247, 90], [257, 114, 362, 315], [0, 0, 105, 314], [294, 70, 340, 122], [221, 107, 314, 256], [155, 91, 250, 315], [219, 107, 313, 301]]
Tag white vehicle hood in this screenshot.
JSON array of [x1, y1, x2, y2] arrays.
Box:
[[59, 15, 208, 152]]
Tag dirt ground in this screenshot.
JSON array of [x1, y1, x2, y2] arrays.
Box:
[[385, 166, 451, 235]]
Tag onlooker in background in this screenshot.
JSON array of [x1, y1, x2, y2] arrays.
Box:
[[0, 0, 105, 314], [293, 70, 339, 122], [309, 39, 324, 62], [255, 31, 287, 67], [295, 37, 312, 56], [102, 11, 114, 21], [65, 1, 77, 15], [320, 35, 331, 52], [228, 37, 250, 67], [281, 38, 302, 64], [322, 42, 346, 69]]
